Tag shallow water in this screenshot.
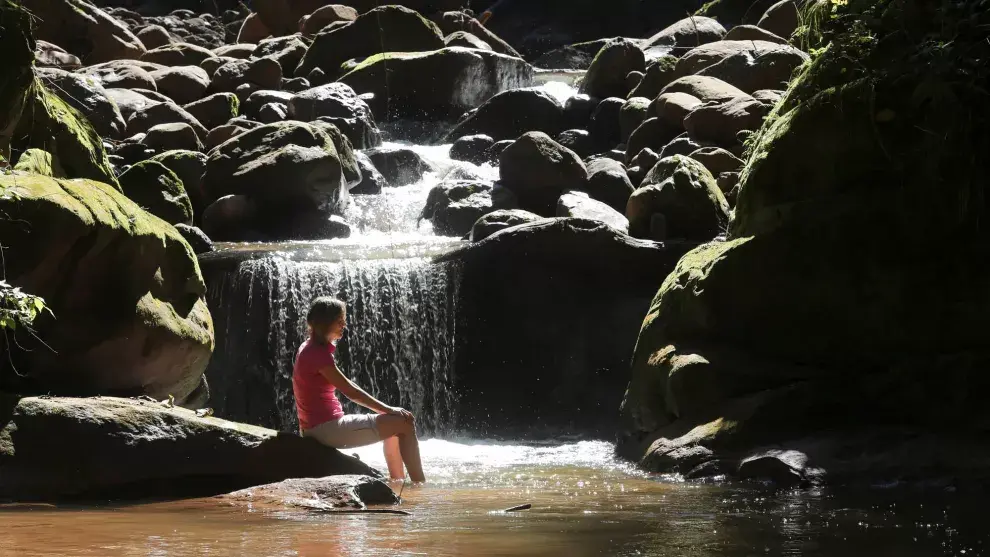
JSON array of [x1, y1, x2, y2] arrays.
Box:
[[2, 439, 984, 556]]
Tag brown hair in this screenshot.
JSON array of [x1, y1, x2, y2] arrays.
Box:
[[306, 296, 346, 338]]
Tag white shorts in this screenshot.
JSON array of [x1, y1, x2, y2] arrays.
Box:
[[302, 414, 382, 449]]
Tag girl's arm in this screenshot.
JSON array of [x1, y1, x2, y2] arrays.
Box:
[[318, 361, 399, 415]]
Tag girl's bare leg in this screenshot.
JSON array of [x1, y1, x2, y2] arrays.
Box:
[[383, 436, 405, 480], [377, 415, 426, 482]]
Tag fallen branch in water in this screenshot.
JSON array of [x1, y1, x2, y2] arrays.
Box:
[[314, 508, 412, 516], [500, 503, 532, 512]]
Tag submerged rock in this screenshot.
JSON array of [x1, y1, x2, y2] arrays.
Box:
[[0, 396, 380, 501], [219, 475, 398, 511], [0, 175, 213, 406]]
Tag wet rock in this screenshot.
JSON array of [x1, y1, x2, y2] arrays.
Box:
[[588, 97, 625, 152], [627, 155, 729, 241], [143, 43, 215, 67], [150, 66, 211, 105], [137, 24, 173, 50], [351, 151, 388, 194], [201, 194, 259, 240], [0, 396, 380, 501], [489, 139, 513, 160], [25, 0, 145, 63], [499, 131, 588, 216], [723, 24, 789, 45], [469, 209, 543, 242], [202, 121, 348, 211], [432, 10, 521, 58], [339, 47, 533, 122], [84, 64, 158, 91], [35, 68, 127, 140], [422, 180, 495, 236], [300, 4, 359, 36], [297, 6, 444, 80], [118, 160, 194, 225], [644, 16, 726, 50], [0, 176, 211, 404], [684, 96, 771, 147], [640, 441, 715, 474], [557, 191, 629, 233], [288, 83, 372, 123], [689, 147, 743, 176], [219, 475, 397, 511], [365, 145, 436, 187], [562, 93, 598, 130], [34, 41, 81, 69], [149, 150, 209, 214], [307, 120, 362, 190], [142, 122, 204, 153], [627, 55, 677, 101], [174, 223, 215, 254], [693, 43, 810, 94], [626, 118, 681, 164], [447, 88, 563, 142], [585, 157, 634, 213], [316, 116, 382, 150], [450, 134, 495, 165], [738, 450, 808, 486], [556, 129, 596, 159], [579, 38, 645, 99], [653, 92, 703, 130], [184, 93, 240, 131], [445, 30, 491, 50], [659, 76, 750, 104], [127, 102, 209, 141], [619, 97, 652, 143], [269, 209, 353, 240], [759, 0, 800, 39]]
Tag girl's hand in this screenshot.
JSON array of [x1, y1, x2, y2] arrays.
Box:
[[385, 406, 415, 422]]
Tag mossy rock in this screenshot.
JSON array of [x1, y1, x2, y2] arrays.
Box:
[[0, 0, 37, 163], [0, 173, 214, 406], [13, 80, 119, 189], [13, 148, 65, 177], [119, 160, 194, 225]]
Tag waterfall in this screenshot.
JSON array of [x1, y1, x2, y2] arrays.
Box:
[[205, 255, 461, 436]]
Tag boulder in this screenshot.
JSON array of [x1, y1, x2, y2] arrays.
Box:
[[626, 155, 729, 241], [35, 68, 127, 140], [13, 81, 118, 187], [143, 42, 216, 67], [653, 92, 703, 129], [202, 121, 348, 211], [692, 43, 810, 94], [24, 0, 145, 63], [150, 66, 211, 105], [723, 24, 789, 44], [683, 96, 771, 147], [556, 129, 596, 159], [351, 151, 388, 194], [136, 24, 173, 50], [127, 101, 209, 142], [499, 131, 588, 215], [446, 88, 562, 142], [421, 180, 495, 236], [287, 83, 373, 124], [469, 208, 543, 242], [308, 120, 361, 188], [213, 43, 256, 59], [237, 12, 271, 44], [758, 0, 800, 39], [619, 97, 652, 143], [242, 90, 294, 118], [688, 146, 743, 176], [557, 191, 629, 233], [0, 396, 381, 501], [300, 4, 359, 36], [432, 10, 521, 58], [12, 148, 61, 177], [183, 93, 240, 130], [445, 30, 491, 50], [562, 93, 598, 130], [644, 16, 726, 50], [174, 223, 215, 254], [752, 89, 785, 105], [149, 150, 209, 214], [0, 175, 212, 405], [588, 97, 625, 151], [659, 134, 711, 159], [219, 475, 398, 511], [34, 40, 81, 69], [118, 160, 195, 225], [296, 6, 444, 79], [201, 194, 259, 240], [206, 124, 247, 151], [211, 57, 283, 93], [255, 36, 307, 79], [627, 55, 677, 100], [104, 89, 157, 123], [316, 115, 381, 150], [83, 64, 157, 91], [585, 157, 634, 213], [625, 118, 681, 164], [338, 47, 533, 122], [253, 0, 326, 37], [365, 145, 436, 187], [579, 38, 645, 99], [658, 75, 750, 103], [141, 122, 204, 153], [450, 134, 495, 165], [258, 102, 287, 123]]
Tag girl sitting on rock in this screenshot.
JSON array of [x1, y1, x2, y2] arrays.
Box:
[[292, 296, 426, 482]]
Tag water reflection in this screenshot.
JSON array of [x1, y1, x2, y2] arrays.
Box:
[[0, 440, 983, 556]]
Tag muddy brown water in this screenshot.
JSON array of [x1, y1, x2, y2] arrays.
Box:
[[1, 440, 984, 556]]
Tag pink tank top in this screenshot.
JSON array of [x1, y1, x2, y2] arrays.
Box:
[[292, 339, 345, 431]]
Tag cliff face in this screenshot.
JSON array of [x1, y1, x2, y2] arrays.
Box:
[[619, 0, 990, 484]]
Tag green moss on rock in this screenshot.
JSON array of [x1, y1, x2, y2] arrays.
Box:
[[119, 160, 194, 225], [13, 148, 65, 177], [0, 0, 36, 163]]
